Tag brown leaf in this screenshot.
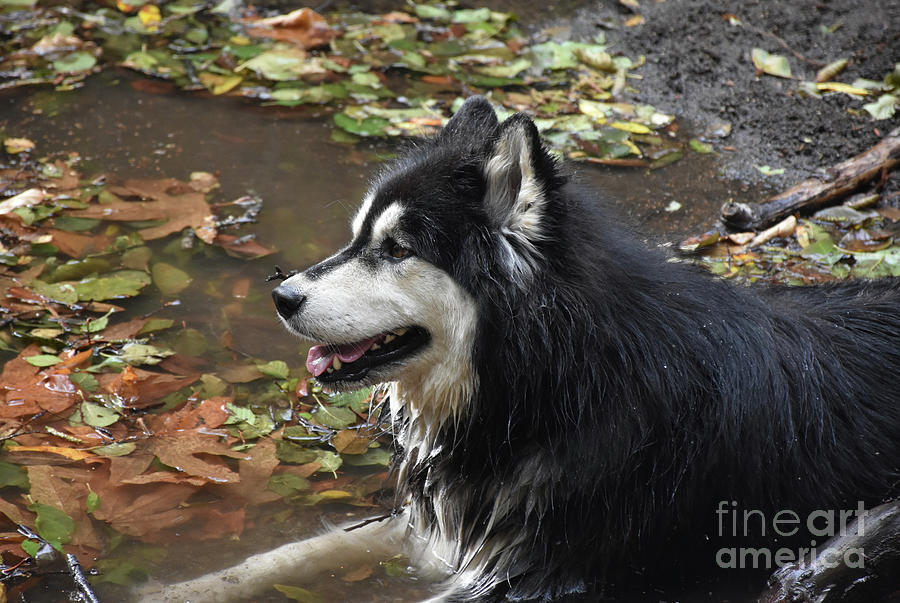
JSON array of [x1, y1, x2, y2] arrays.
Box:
[[96, 317, 149, 341], [0, 346, 78, 418], [218, 363, 263, 383], [27, 465, 105, 549], [0, 496, 35, 526], [332, 430, 372, 455], [47, 229, 110, 258], [100, 367, 199, 409], [213, 233, 275, 257], [146, 397, 230, 433], [66, 178, 216, 244], [222, 437, 281, 505], [144, 432, 246, 484], [244, 8, 337, 50]]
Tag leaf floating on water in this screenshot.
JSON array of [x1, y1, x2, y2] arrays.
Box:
[[151, 262, 192, 296]]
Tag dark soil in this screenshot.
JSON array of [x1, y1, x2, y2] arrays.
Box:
[[570, 0, 900, 189]]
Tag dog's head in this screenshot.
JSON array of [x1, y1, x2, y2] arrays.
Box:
[[272, 97, 561, 414]]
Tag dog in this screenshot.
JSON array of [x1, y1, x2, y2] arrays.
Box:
[[147, 96, 899, 602]]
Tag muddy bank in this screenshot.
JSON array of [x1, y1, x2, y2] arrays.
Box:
[[582, 0, 900, 189]]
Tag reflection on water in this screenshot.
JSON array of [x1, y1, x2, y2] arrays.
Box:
[[1, 69, 758, 602]]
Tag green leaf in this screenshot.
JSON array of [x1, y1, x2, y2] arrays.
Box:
[[314, 404, 357, 429], [452, 8, 491, 23], [51, 216, 100, 232], [342, 447, 392, 467], [117, 342, 175, 366], [151, 262, 192, 296], [80, 401, 121, 428], [272, 585, 324, 603], [751, 48, 792, 79], [237, 48, 311, 81], [267, 474, 311, 497], [92, 442, 136, 457], [863, 94, 898, 120], [25, 354, 62, 367], [53, 51, 97, 74], [70, 372, 99, 392], [0, 461, 29, 489], [756, 165, 785, 176], [86, 491, 101, 514], [256, 360, 289, 379], [414, 4, 452, 21], [28, 502, 74, 552], [121, 246, 153, 271], [688, 138, 714, 154], [474, 58, 531, 78], [73, 270, 152, 301], [333, 112, 390, 137], [21, 540, 41, 558], [137, 318, 174, 335], [326, 387, 373, 409]]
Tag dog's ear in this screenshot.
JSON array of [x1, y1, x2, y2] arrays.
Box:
[[482, 113, 550, 248], [441, 96, 499, 141]]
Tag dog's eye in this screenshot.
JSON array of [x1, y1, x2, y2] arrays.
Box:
[[384, 238, 413, 261]]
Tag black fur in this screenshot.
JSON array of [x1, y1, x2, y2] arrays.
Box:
[[364, 97, 900, 600]]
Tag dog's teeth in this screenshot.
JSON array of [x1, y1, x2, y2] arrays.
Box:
[[332, 357, 342, 370], [327, 367, 334, 373], [384, 334, 395, 343], [395, 327, 409, 336], [371, 343, 381, 350]]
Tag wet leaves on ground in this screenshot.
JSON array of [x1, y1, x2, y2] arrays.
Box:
[[0, 1, 678, 164], [0, 142, 387, 589]]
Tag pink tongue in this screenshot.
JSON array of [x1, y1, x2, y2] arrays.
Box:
[[306, 336, 381, 377]]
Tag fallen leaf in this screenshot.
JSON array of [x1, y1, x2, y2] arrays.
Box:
[[9, 446, 95, 462], [151, 262, 192, 296], [144, 432, 247, 484], [213, 233, 275, 257], [3, 138, 36, 154], [751, 48, 792, 79], [67, 178, 216, 244], [244, 8, 337, 50], [100, 367, 198, 409]]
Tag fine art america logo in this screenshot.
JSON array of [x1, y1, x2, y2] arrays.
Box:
[[715, 500, 869, 569]]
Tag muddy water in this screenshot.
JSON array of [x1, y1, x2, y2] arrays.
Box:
[[1, 70, 758, 602]]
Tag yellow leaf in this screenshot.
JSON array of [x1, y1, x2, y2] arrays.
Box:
[[317, 490, 352, 500], [3, 137, 35, 154], [138, 5, 161, 32], [198, 73, 243, 95], [624, 14, 645, 27], [816, 82, 869, 96], [622, 137, 642, 156], [115, 0, 137, 13], [610, 121, 651, 134], [8, 446, 95, 461]]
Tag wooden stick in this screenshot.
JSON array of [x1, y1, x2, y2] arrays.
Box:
[[721, 127, 900, 231], [759, 501, 900, 603]]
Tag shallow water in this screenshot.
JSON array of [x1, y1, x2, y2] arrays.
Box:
[[0, 60, 760, 603]]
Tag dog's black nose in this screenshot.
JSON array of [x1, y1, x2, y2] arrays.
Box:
[[272, 285, 306, 318]]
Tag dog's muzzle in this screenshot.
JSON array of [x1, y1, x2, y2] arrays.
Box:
[[272, 285, 306, 319]]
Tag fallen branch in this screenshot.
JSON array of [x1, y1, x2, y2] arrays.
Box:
[[759, 500, 900, 603], [721, 127, 900, 231]]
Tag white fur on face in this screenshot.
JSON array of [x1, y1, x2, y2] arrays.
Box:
[[351, 192, 375, 238], [279, 202, 478, 423]]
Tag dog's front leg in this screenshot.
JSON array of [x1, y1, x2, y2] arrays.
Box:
[[134, 514, 408, 603]]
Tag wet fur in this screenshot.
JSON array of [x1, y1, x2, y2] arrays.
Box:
[[152, 98, 900, 602], [367, 98, 900, 600]]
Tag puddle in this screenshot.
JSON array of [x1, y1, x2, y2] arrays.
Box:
[[1, 68, 761, 603]]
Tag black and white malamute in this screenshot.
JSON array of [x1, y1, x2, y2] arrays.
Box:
[[151, 97, 899, 602]]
